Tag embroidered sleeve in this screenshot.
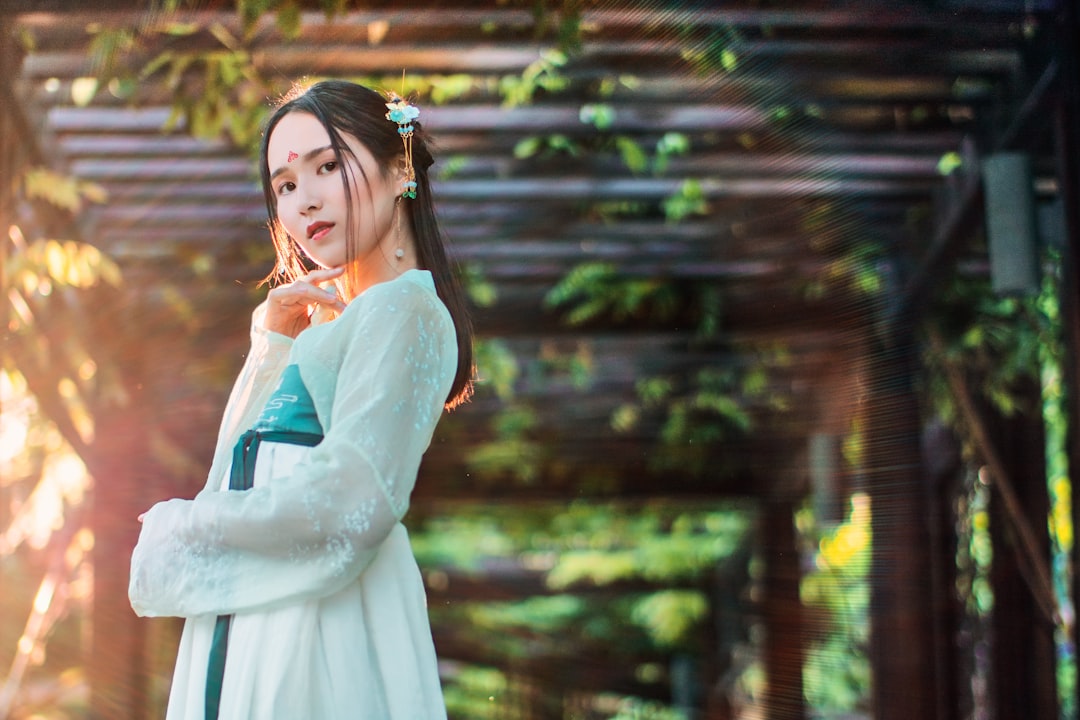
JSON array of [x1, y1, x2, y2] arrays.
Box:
[[198, 301, 294, 496], [129, 284, 456, 618]]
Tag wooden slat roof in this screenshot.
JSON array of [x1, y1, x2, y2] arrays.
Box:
[[5, 0, 1045, 496]]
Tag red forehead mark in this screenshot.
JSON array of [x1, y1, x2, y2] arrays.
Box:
[[287, 151, 299, 163]]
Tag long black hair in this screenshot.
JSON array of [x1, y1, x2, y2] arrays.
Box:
[[259, 79, 474, 409]]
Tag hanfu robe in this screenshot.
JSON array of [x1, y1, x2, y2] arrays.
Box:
[[130, 269, 455, 720]]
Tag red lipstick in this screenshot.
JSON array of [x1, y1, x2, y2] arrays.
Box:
[[306, 221, 334, 241]]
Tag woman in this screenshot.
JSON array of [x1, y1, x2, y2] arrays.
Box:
[[129, 80, 473, 720]]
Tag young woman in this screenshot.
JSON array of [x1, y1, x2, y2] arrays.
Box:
[[129, 80, 473, 720]]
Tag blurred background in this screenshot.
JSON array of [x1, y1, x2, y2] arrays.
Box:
[[1, 0, 1079, 718]]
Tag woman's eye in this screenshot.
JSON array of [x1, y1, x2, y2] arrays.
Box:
[[276, 181, 295, 196], [320, 161, 338, 173]]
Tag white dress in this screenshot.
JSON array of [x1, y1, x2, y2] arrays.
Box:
[[129, 269, 455, 720]]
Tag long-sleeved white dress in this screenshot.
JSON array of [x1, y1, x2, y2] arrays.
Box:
[[129, 269, 455, 720]]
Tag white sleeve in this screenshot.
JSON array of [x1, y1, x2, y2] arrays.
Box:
[[129, 287, 456, 618], [199, 301, 294, 495]]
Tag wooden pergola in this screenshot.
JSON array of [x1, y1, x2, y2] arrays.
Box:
[[2, 1, 1079, 718]]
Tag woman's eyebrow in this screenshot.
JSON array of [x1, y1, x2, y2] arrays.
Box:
[[270, 145, 334, 181]]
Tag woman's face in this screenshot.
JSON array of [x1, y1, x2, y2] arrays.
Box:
[[266, 111, 400, 271]]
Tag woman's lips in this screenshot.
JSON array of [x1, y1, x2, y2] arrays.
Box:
[[306, 221, 334, 242]]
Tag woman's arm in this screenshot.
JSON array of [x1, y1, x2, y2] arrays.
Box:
[[129, 283, 456, 618]]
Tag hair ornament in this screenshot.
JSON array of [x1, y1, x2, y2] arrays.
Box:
[[385, 95, 419, 199]]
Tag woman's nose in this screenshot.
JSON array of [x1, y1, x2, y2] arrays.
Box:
[[299, 188, 322, 213]]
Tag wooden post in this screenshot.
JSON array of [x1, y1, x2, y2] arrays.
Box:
[[865, 322, 936, 720], [86, 286, 152, 720], [761, 499, 804, 720], [985, 383, 1057, 720], [922, 421, 963, 720]]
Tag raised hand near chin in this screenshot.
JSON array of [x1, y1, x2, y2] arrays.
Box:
[[263, 266, 348, 338]]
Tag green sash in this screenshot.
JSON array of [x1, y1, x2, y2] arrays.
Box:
[[204, 364, 323, 720]]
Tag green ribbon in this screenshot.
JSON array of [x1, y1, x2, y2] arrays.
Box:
[[204, 428, 323, 720]]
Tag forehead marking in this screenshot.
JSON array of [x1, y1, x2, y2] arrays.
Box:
[[287, 151, 299, 163]]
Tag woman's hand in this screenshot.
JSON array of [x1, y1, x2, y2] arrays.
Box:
[[263, 267, 348, 338]]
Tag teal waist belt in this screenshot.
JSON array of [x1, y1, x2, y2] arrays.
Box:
[[204, 428, 323, 720]]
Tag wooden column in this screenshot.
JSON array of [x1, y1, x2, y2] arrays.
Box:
[[761, 499, 804, 720], [985, 383, 1056, 720], [923, 421, 963, 720], [86, 286, 152, 720], [865, 323, 936, 720]]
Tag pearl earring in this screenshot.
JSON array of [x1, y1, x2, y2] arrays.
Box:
[[394, 199, 405, 260]]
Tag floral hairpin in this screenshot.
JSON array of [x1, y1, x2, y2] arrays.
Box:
[[385, 95, 419, 199]]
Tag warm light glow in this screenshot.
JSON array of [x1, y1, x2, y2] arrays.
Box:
[[32, 576, 56, 614], [367, 20, 389, 45], [0, 371, 31, 464], [1, 450, 91, 553]]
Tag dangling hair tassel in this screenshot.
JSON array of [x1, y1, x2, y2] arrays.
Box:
[[385, 95, 420, 199]]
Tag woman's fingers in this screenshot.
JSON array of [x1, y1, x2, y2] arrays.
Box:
[[263, 267, 348, 336], [267, 281, 339, 308]]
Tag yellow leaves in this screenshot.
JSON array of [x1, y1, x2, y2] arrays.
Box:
[[10, 238, 121, 292], [816, 493, 871, 572], [21, 168, 108, 213], [1051, 475, 1073, 552]]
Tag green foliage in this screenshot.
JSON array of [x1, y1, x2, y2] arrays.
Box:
[[615, 136, 648, 174], [474, 339, 519, 400], [467, 594, 586, 635], [512, 133, 580, 159], [441, 664, 510, 719], [661, 180, 709, 223], [464, 405, 545, 484], [501, 0, 589, 54], [954, 478, 993, 617], [809, 238, 886, 298], [630, 590, 708, 647], [413, 500, 752, 680], [922, 265, 1060, 424], [535, 340, 593, 391], [545, 504, 749, 588], [653, 132, 691, 175], [937, 151, 963, 176], [499, 49, 569, 107], [87, 26, 137, 77], [460, 264, 498, 309], [920, 248, 1077, 715], [580, 103, 616, 131], [345, 73, 480, 105], [613, 355, 788, 478], [605, 696, 688, 720], [798, 494, 872, 713], [678, 26, 743, 77], [544, 262, 679, 326]]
